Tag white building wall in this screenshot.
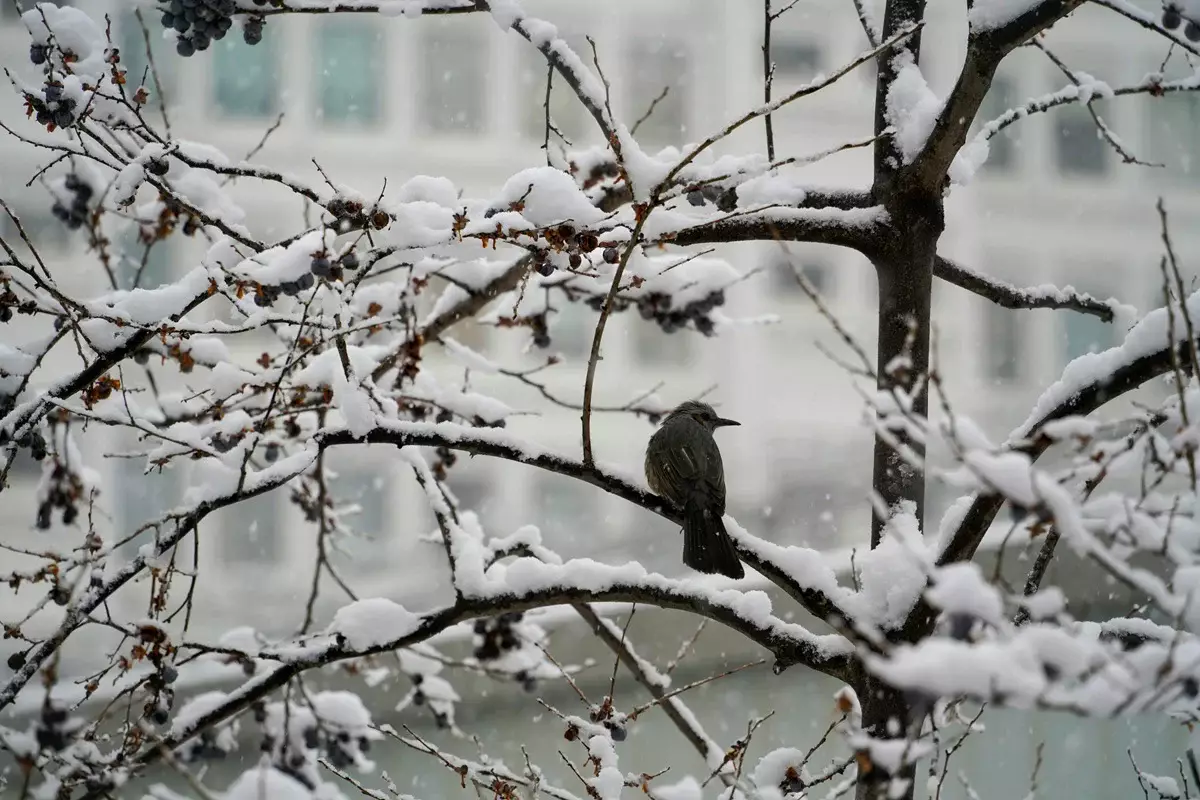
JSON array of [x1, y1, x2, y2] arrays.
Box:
[[0, 0, 1198, 665]]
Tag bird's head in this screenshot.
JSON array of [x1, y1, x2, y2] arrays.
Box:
[[664, 400, 740, 432]]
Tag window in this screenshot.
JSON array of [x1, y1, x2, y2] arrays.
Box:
[[1063, 310, 1115, 364], [532, 473, 598, 555], [118, 235, 173, 290], [625, 37, 688, 147], [216, 492, 280, 565], [1146, 93, 1200, 183], [978, 75, 1018, 173], [213, 30, 279, 118], [772, 40, 822, 83], [314, 19, 382, 126], [517, 35, 589, 143], [112, 458, 182, 556], [1, 209, 59, 257], [633, 320, 694, 366], [770, 255, 830, 297], [550, 301, 593, 361], [983, 301, 1021, 382], [1054, 105, 1108, 177], [119, 10, 176, 102], [327, 467, 388, 567], [418, 22, 486, 135], [763, 478, 844, 550]]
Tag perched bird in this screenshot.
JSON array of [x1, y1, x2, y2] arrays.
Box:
[[644, 400, 744, 579]]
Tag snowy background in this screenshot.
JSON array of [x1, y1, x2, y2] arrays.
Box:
[[1, 0, 1200, 798]]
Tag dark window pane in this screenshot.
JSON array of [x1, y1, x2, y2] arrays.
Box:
[[550, 301, 592, 361], [1055, 106, 1108, 176], [216, 493, 280, 565], [1146, 93, 1200, 183], [979, 75, 1017, 173], [315, 19, 381, 126], [118, 235, 173, 290], [626, 37, 688, 147], [517, 36, 590, 143], [113, 458, 181, 556], [633, 322, 693, 366], [984, 302, 1021, 382], [328, 467, 388, 569], [419, 23, 486, 134], [1063, 310, 1115, 363], [119, 10, 176, 102], [213, 30, 278, 118], [773, 40, 821, 82], [772, 258, 830, 296]]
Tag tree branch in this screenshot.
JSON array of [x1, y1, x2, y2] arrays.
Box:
[[903, 0, 1086, 194], [934, 256, 1117, 321]]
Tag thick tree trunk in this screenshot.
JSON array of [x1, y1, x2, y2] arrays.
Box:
[[855, 191, 940, 800], [869, 192, 939, 547]]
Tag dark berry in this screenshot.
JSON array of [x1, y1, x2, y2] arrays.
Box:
[[243, 17, 264, 45], [176, 37, 195, 57], [568, 253, 582, 268], [134, 349, 151, 365], [263, 443, 280, 462], [603, 247, 619, 264], [687, 190, 706, 206], [30, 44, 48, 65], [50, 586, 70, 606], [296, 272, 315, 291], [161, 665, 178, 684], [310, 256, 332, 278], [605, 721, 627, 742], [43, 84, 62, 103], [303, 727, 320, 748], [147, 158, 170, 177], [473, 619, 488, 634], [7, 651, 26, 670], [1187, 19, 1200, 40], [412, 690, 425, 706], [53, 108, 74, 128], [340, 251, 359, 270], [535, 260, 555, 277], [1164, 6, 1183, 27]]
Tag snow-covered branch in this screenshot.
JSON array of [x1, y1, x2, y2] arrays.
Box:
[[933, 256, 1119, 321]]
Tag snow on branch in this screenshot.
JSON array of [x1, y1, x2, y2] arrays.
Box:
[[933, 256, 1120, 321], [934, 279, 1200, 586], [95, 573, 851, 783]]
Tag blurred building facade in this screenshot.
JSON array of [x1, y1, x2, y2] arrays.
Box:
[[0, 0, 1197, 700]]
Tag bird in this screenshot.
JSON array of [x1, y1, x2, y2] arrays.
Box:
[[644, 400, 745, 579]]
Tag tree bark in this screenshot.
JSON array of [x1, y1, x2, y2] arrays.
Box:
[[858, 2, 939, 796]]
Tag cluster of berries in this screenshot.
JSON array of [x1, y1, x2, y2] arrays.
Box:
[[34, 703, 82, 752], [143, 664, 178, 724], [157, 0, 264, 55], [310, 249, 360, 281], [28, 81, 78, 131], [178, 728, 232, 762], [3, 428, 48, 462], [529, 224, 616, 277], [408, 674, 455, 728], [1163, 2, 1200, 39], [326, 197, 391, 234], [36, 461, 84, 530], [473, 612, 524, 662], [52, 174, 93, 230], [586, 288, 726, 337]]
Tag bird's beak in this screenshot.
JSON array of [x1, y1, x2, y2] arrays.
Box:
[[715, 417, 740, 428]]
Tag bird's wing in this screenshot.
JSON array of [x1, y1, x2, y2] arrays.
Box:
[[648, 421, 726, 510]]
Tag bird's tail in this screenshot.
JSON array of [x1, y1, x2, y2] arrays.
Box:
[[682, 505, 745, 579]]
